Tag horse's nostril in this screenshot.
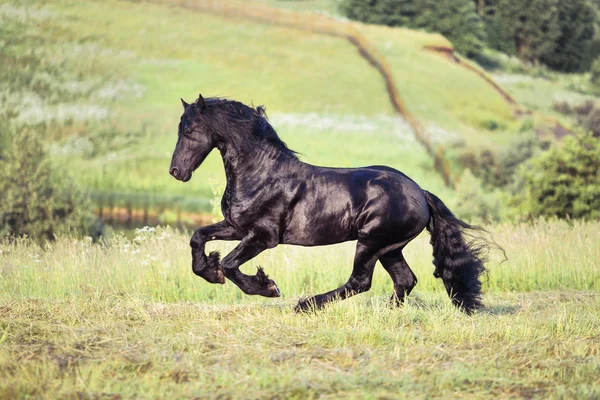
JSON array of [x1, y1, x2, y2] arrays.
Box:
[[170, 167, 179, 178]]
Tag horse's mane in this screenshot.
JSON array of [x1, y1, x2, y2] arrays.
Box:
[[201, 97, 298, 159]]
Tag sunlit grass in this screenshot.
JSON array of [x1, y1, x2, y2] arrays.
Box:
[[1, 220, 597, 302], [0, 220, 599, 398]]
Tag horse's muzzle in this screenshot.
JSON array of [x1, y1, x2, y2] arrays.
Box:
[[170, 167, 191, 182]]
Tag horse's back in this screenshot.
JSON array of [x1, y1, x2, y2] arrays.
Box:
[[347, 166, 430, 240]]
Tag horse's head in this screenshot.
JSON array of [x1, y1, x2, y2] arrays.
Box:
[[169, 94, 217, 182]]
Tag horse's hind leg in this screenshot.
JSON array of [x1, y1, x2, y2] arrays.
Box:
[[379, 248, 417, 307], [295, 239, 381, 312]]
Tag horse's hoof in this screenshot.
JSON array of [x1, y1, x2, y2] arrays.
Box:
[[216, 268, 226, 285], [267, 281, 281, 298], [294, 298, 315, 313]]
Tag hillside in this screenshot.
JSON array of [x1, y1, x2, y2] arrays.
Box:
[[2, 0, 548, 220]]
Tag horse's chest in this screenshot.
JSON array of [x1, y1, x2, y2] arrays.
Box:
[[221, 193, 270, 233]]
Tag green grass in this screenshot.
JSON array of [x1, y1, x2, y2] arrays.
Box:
[[493, 73, 597, 123], [5, 0, 595, 216], [4, 0, 567, 216], [1, 220, 599, 398], [8, 0, 457, 213], [257, 0, 344, 15], [357, 24, 519, 152]]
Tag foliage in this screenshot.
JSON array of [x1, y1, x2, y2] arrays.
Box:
[[458, 131, 542, 189], [484, 0, 560, 62], [553, 99, 600, 137], [581, 107, 600, 137], [512, 132, 600, 220], [454, 168, 504, 222], [0, 128, 95, 242], [340, 0, 416, 27], [340, 0, 486, 57], [540, 0, 597, 72], [591, 57, 600, 88], [483, 0, 597, 72], [413, 0, 486, 57]]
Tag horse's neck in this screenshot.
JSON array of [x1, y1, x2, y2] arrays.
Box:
[[219, 144, 298, 189]]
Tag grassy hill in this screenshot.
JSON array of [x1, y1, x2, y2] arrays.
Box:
[[2, 0, 577, 220], [4, 0, 461, 217], [2, 3, 600, 398]]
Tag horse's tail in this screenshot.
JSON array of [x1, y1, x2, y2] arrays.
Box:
[[423, 190, 487, 314]]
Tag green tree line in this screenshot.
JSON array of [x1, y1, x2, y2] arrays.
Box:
[[341, 0, 599, 72]]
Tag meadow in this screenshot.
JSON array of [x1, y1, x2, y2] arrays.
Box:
[[1, 220, 599, 398], [0, 0, 528, 217], [2, 0, 600, 398]]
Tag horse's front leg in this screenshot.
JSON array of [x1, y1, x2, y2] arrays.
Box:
[[221, 232, 281, 298], [190, 221, 243, 284]]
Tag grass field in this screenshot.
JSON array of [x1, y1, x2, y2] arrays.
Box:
[[1, 0, 534, 216], [4, 0, 595, 215], [1, 220, 599, 398], [3, 4, 600, 397]]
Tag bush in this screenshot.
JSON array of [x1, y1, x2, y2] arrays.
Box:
[[512, 132, 600, 220], [581, 108, 600, 137], [413, 0, 486, 57], [591, 57, 600, 89], [458, 131, 542, 189], [0, 128, 96, 242], [552, 100, 572, 115]]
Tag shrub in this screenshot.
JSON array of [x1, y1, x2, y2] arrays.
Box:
[[0, 127, 96, 242], [591, 57, 600, 89], [572, 99, 596, 118], [512, 132, 600, 220], [552, 100, 571, 115], [459, 131, 541, 189], [581, 108, 600, 137], [540, 0, 596, 72]]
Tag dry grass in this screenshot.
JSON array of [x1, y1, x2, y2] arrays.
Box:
[[1, 220, 599, 398]]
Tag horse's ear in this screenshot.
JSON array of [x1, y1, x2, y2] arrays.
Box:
[[181, 98, 190, 110], [197, 94, 206, 111]]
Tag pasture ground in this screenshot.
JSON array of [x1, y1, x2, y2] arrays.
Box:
[[0, 0, 525, 214], [1, 220, 599, 398]]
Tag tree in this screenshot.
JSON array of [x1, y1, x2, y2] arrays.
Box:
[[540, 0, 596, 72], [340, 0, 416, 26], [340, 0, 486, 57], [493, 0, 560, 63], [413, 0, 486, 57], [0, 128, 95, 242], [483, 0, 597, 71]]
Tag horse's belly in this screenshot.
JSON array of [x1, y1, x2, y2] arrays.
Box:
[[281, 210, 357, 246]]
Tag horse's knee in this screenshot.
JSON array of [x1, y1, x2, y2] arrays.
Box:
[[190, 232, 206, 249], [190, 230, 208, 249]]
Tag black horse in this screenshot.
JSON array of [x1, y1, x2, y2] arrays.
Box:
[[170, 95, 488, 313]]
